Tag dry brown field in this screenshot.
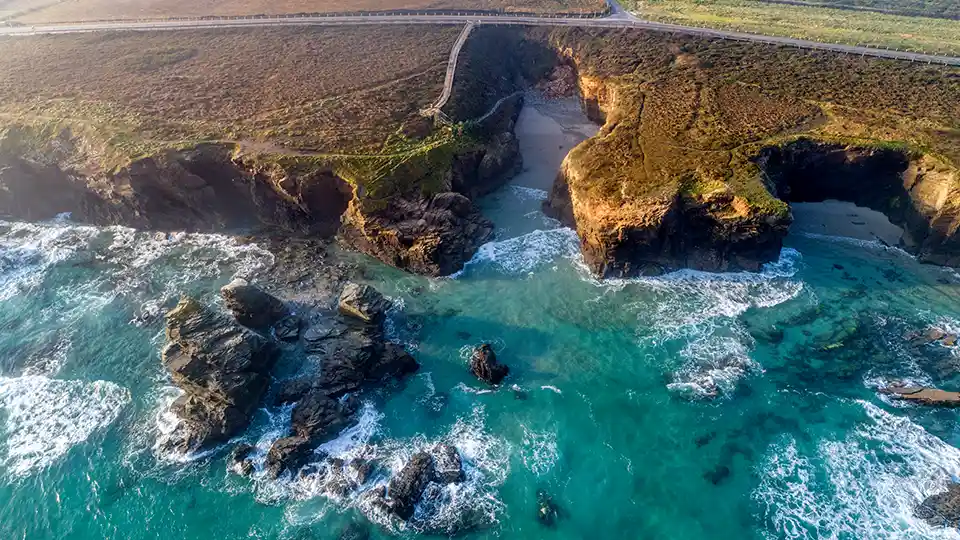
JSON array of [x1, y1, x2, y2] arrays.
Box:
[[3, 0, 607, 23], [0, 25, 463, 157]]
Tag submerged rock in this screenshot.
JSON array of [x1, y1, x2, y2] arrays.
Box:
[[161, 297, 277, 453], [536, 489, 561, 527], [220, 279, 288, 329], [916, 483, 960, 527], [265, 436, 313, 478], [470, 344, 509, 385], [880, 386, 960, 407], [338, 282, 390, 323], [337, 521, 371, 540], [230, 443, 256, 476]]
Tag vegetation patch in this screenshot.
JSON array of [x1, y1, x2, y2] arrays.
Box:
[[8, 0, 607, 23], [0, 25, 461, 168], [536, 26, 960, 216], [623, 0, 960, 56]]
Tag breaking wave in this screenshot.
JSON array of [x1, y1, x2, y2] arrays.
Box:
[[246, 401, 511, 535], [507, 185, 548, 202], [755, 400, 960, 540], [452, 228, 580, 277], [0, 375, 130, 477], [795, 232, 915, 259], [520, 425, 558, 476]]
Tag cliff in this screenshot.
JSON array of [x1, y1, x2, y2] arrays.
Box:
[[538, 28, 960, 276], [0, 25, 527, 277]]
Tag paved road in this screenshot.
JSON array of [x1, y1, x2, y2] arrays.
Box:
[[1, 1, 958, 66]]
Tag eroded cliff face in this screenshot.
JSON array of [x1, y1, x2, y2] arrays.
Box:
[[544, 40, 960, 276], [758, 141, 960, 266], [0, 132, 351, 235], [0, 99, 522, 277], [545, 64, 791, 276]]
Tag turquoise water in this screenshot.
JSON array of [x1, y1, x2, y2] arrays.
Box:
[[2, 102, 960, 539]]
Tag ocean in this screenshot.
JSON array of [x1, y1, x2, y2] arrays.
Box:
[[1, 95, 959, 540]]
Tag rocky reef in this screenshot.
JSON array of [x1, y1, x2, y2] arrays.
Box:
[[160, 294, 280, 453]]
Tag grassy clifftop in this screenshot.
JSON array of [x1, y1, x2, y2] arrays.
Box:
[[5, 0, 608, 23], [0, 25, 498, 203], [542, 27, 960, 213]]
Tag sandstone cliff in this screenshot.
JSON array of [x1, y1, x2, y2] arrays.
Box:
[[539, 28, 960, 276]]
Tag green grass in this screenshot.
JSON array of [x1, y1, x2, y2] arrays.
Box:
[[623, 0, 960, 56]]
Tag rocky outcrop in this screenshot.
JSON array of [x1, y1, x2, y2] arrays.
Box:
[[265, 282, 419, 477], [230, 443, 256, 476], [220, 279, 288, 329], [339, 191, 495, 277], [541, 30, 960, 277], [338, 282, 390, 324], [470, 344, 509, 385], [160, 297, 277, 453], [0, 139, 350, 236], [880, 386, 960, 407], [375, 444, 465, 520], [916, 483, 960, 527], [386, 451, 436, 520], [432, 443, 465, 484]]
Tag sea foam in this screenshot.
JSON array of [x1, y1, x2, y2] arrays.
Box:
[[0, 375, 130, 477], [755, 401, 960, 540]]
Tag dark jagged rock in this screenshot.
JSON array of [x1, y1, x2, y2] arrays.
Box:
[[338, 282, 390, 323], [340, 192, 495, 278], [161, 297, 277, 453], [273, 315, 301, 341], [432, 443, 465, 484], [220, 279, 288, 329], [265, 436, 313, 478], [916, 483, 960, 527], [880, 386, 960, 407], [230, 443, 256, 477], [470, 344, 509, 385], [267, 283, 419, 476], [291, 391, 359, 441], [348, 458, 374, 485], [386, 452, 436, 520], [368, 342, 420, 381], [274, 377, 314, 406]]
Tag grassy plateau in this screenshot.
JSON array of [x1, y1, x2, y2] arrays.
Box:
[[623, 0, 960, 56], [3, 0, 607, 23]]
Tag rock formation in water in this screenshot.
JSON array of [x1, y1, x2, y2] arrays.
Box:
[[160, 296, 278, 453], [879, 386, 960, 407], [470, 343, 509, 385], [916, 483, 960, 527], [221, 278, 289, 329], [368, 443, 465, 521], [265, 281, 420, 478]]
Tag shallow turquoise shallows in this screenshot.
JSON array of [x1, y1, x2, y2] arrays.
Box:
[[2, 98, 960, 540]]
